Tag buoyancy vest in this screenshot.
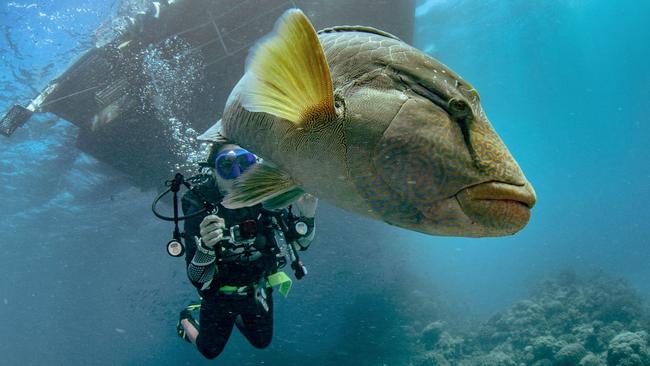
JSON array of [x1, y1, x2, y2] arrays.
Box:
[[180, 175, 290, 295]]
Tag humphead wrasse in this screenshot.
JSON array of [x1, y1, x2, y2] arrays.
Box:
[[199, 9, 536, 237]]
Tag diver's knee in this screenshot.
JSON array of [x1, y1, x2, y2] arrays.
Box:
[[197, 339, 226, 359], [250, 334, 272, 349], [198, 347, 223, 360], [250, 341, 271, 349]]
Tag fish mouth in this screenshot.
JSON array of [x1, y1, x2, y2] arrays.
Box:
[[455, 181, 536, 235]]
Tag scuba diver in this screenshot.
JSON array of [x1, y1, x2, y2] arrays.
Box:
[[175, 142, 318, 359]]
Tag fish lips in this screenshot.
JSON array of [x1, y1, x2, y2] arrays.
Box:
[[455, 181, 536, 235]]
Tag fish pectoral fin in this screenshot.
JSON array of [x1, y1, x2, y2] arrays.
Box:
[[260, 189, 306, 210], [222, 163, 304, 209], [240, 9, 336, 126]]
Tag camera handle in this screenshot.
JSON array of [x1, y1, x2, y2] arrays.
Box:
[[262, 208, 308, 280], [152, 173, 214, 257]]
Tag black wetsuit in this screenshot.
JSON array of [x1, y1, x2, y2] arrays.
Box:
[[181, 175, 313, 359]]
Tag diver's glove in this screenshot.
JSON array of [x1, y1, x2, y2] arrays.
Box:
[[295, 193, 318, 218], [199, 214, 226, 249]]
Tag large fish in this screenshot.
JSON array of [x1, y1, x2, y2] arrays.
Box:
[[199, 9, 536, 237]]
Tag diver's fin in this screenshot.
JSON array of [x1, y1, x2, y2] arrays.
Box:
[[240, 9, 336, 125], [222, 163, 304, 209]]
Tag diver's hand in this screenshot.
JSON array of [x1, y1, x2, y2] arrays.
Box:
[[199, 215, 226, 249], [295, 193, 318, 218]]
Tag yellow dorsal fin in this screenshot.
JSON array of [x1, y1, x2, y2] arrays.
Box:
[[241, 9, 336, 125]]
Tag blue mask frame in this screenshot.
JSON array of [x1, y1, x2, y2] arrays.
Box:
[[215, 148, 257, 180]]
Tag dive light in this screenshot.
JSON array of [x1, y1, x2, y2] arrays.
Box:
[[167, 239, 185, 257]]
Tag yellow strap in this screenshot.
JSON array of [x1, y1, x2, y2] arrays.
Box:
[[218, 285, 248, 294], [186, 303, 202, 311], [266, 271, 292, 298], [218, 271, 293, 297]]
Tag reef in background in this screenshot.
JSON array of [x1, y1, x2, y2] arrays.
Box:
[[413, 270, 650, 366]]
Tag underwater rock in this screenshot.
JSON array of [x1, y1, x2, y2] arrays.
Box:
[[417, 351, 450, 366], [579, 353, 604, 366], [410, 271, 649, 366], [458, 350, 517, 366], [417, 329, 466, 363], [533, 360, 554, 366], [573, 323, 603, 353], [436, 332, 466, 361], [421, 321, 446, 348], [606, 331, 650, 366], [531, 335, 563, 360], [555, 343, 588, 366]]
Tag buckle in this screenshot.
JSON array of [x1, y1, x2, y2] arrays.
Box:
[[254, 278, 269, 312], [218, 285, 250, 296]]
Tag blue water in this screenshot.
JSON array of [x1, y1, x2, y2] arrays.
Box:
[[413, 0, 650, 314], [0, 1, 648, 365]]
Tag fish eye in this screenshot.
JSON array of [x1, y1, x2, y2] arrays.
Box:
[[334, 94, 345, 114], [448, 98, 470, 117]]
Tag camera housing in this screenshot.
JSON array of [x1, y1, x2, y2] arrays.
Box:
[[222, 219, 258, 244]]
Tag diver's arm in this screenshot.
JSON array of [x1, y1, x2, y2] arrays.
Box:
[[187, 237, 217, 289], [187, 215, 225, 289], [292, 194, 318, 251]]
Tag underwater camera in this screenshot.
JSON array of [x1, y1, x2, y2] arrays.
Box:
[[221, 219, 258, 244], [151, 172, 308, 280]]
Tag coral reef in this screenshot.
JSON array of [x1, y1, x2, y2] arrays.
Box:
[[606, 331, 650, 366], [413, 271, 650, 366]]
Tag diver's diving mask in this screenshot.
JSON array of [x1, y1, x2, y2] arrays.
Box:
[[215, 148, 257, 180]]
